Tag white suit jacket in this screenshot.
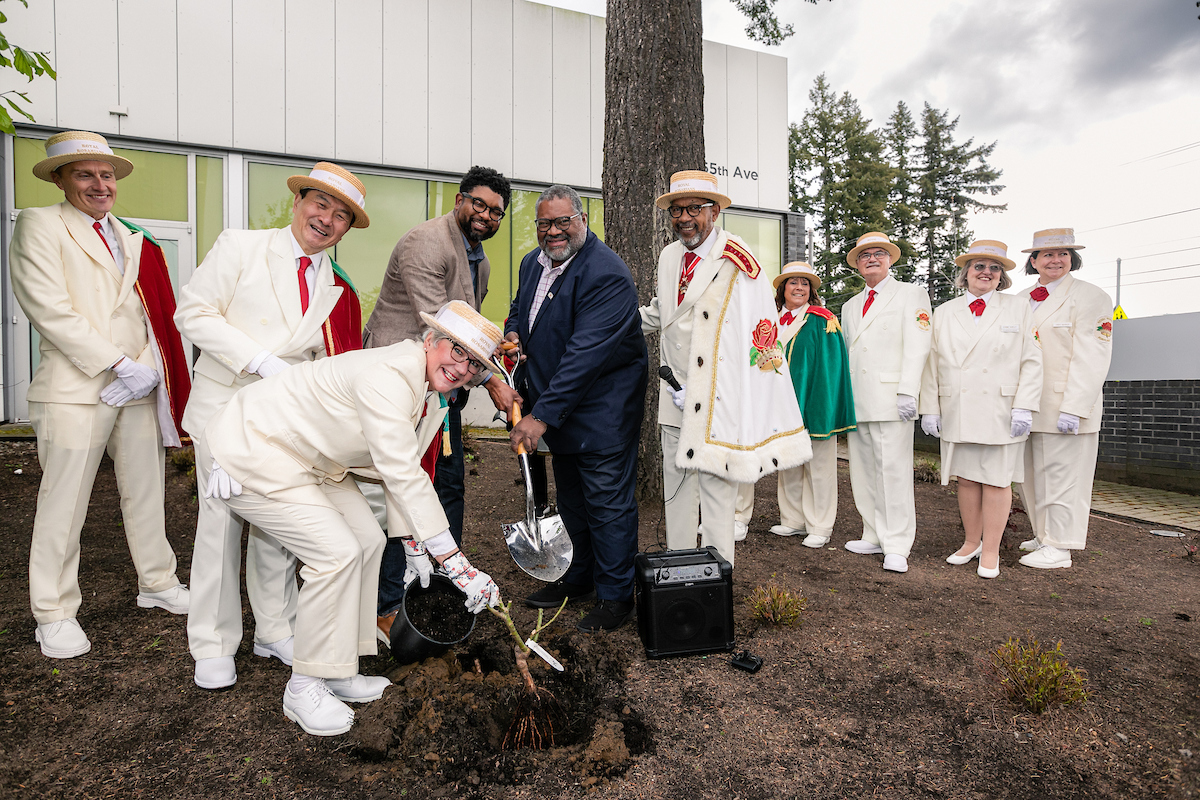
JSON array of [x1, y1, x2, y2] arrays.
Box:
[[204, 342, 449, 540], [174, 227, 344, 438], [840, 276, 933, 422], [920, 292, 1042, 445], [1019, 273, 1113, 434], [11, 202, 154, 405]]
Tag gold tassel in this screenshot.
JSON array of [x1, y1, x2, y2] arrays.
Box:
[[826, 316, 842, 334], [442, 430, 452, 457]]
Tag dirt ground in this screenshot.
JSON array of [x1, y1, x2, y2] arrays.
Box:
[[0, 435, 1196, 800]]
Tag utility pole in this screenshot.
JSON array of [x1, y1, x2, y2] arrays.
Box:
[[1115, 257, 1121, 308]]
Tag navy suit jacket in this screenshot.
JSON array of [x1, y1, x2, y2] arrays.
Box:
[[505, 231, 648, 455]]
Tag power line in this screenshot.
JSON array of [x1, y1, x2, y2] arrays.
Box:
[[1077, 207, 1200, 233], [1119, 141, 1200, 167], [1093, 261, 1200, 283], [1103, 273, 1200, 289]]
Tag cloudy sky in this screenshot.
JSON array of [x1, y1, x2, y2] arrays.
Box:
[[547, 0, 1200, 317]]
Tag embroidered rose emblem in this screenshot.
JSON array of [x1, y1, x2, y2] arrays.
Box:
[[1096, 317, 1113, 342], [749, 319, 784, 372], [916, 310, 931, 331], [752, 318, 778, 351]]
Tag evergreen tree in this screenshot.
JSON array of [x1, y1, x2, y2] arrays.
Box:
[[883, 101, 919, 283]]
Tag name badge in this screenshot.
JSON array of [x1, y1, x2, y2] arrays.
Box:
[[1053, 322, 1072, 328], [1000, 324, 1019, 333]]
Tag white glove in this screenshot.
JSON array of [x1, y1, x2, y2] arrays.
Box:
[[1010, 408, 1033, 438], [897, 394, 918, 422], [256, 354, 290, 378], [921, 414, 941, 438], [440, 552, 500, 614], [111, 357, 160, 401], [100, 379, 136, 407], [204, 458, 242, 500], [1056, 412, 1080, 435], [671, 384, 687, 411], [401, 538, 434, 589]]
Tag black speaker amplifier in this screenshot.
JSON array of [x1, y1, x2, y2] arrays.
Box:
[[634, 547, 735, 659]]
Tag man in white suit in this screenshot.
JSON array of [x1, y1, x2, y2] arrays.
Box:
[[175, 162, 369, 690], [1014, 229, 1113, 569], [11, 131, 191, 659], [841, 232, 933, 573]]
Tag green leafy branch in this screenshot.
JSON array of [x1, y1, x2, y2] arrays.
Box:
[[0, 1, 57, 135]]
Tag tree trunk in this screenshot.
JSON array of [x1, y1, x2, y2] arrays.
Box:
[[603, 0, 706, 502]]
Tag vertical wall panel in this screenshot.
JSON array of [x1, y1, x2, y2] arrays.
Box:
[[724, 46, 758, 206], [469, 0, 513, 176], [702, 42, 729, 197], [382, 0, 428, 169], [550, 9, 591, 186], [511, 1, 553, 183], [6, 0, 57, 128], [426, 0, 473, 172], [116, 0, 178, 142], [335, 0, 384, 164], [232, 0, 286, 152], [55, 0, 120, 135], [589, 16, 605, 188], [284, 0, 336, 159], [756, 53, 788, 211], [179, 0, 232, 146]]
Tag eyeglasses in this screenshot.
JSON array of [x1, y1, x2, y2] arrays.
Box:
[[461, 192, 506, 221], [535, 212, 582, 233], [667, 202, 715, 219], [970, 263, 1003, 273], [449, 342, 487, 374], [856, 249, 890, 262]]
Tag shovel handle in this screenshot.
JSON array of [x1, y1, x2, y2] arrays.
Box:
[[511, 400, 527, 455]]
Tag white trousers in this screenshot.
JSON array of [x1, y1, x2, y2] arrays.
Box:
[[28, 400, 179, 623], [661, 425, 738, 566], [1016, 431, 1098, 550], [187, 446, 299, 661], [847, 420, 916, 556], [734, 436, 839, 537]]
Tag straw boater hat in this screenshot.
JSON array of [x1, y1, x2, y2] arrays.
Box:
[[419, 300, 504, 370], [773, 261, 822, 291], [846, 231, 901, 267], [655, 170, 732, 210], [1022, 228, 1085, 253], [954, 239, 1016, 271], [286, 162, 370, 228], [33, 131, 135, 182]]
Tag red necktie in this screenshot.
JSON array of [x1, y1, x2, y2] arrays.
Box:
[[678, 252, 700, 304], [93, 221, 113, 259], [779, 310, 795, 325], [1030, 286, 1049, 302], [297, 256, 312, 314], [969, 298, 986, 317], [862, 289, 877, 316]]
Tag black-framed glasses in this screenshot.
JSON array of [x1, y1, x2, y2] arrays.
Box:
[[449, 342, 486, 374], [667, 202, 715, 219], [461, 192, 506, 221], [535, 212, 582, 233]]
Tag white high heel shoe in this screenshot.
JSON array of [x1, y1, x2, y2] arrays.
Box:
[[945, 543, 982, 566]]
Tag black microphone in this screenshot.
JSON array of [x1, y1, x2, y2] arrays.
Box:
[[658, 365, 683, 392]]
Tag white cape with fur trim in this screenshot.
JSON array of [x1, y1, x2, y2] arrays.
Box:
[[677, 259, 812, 482]]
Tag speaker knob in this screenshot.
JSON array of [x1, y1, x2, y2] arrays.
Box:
[[704, 566, 712, 576]]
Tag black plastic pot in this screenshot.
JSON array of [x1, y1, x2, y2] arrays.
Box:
[[388, 574, 476, 665]]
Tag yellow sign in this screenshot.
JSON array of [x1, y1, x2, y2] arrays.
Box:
[[1113, 305, 1128, 320]]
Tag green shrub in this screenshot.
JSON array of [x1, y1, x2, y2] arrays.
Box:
[[748, 580, 805, 626], [988, 636, 1089, 713]]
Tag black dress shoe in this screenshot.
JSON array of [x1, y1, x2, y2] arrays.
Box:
[[577, 599, 635, 633], [524, 579, 595, 609]]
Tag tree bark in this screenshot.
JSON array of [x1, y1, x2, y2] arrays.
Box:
[[603, 0, 706, 502]]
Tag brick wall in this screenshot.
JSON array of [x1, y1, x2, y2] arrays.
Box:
[[1098, 379, 1200, 495]]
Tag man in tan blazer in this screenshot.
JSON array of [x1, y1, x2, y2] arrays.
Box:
[[175, 163, 369, 689], [200, 301, 502, 736], [1014, 229, 1113, 569], [11, 131, 190, 659], [840, 232, 933, 573]]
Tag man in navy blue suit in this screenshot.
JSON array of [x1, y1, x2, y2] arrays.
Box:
[[505, 185, 648, 633]]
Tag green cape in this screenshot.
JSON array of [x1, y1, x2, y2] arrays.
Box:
[[783, 308, 857, 440]]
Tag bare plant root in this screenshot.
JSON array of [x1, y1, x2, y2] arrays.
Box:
[[488, 597, 570, 751]]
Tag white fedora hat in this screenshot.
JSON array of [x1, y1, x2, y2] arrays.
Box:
[[773, 261, 822, 291], [286, 162, 370, 228], [655, 170, 732, 210], [33, 131, 134, 182], [954, 239, 1016, 271], [418, 300, 504, 370], [1022, 228, 1084, 253]]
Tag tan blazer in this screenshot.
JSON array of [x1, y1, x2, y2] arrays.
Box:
[[174, 227, 343, 438], [363, 212, 490, 347], [11, 202, 155, 404], [205, 341, 449, 539], [920, 292, 1042, 445], [840, 276, 933, 422], [1020, 273, 1113, 434]]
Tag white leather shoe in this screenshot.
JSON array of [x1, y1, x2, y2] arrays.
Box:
[[1018, 538, 1041, 552], [36, 618, 91, 659], [1019, 545, 1072, 569], [325, 674, 391, 703], [946, 543, 983, 565], [283, 679, 354, 736], [137, 584, 189, 614], [194, 656, 237, 689], [254, 636, 294, 666], [844, 539, 883, 555], [733, 521, 748, 542], [977, 562, 1000, 579], [801, 534, 830, 549], [770, 524, 804, 537], [882, 554, 909, 573]]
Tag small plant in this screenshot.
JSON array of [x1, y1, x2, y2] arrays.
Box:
[[1140, 618, 1154, 627], [1050, 592, 1061, 600], [145, 636, 162, 651], [748, 579, 806, 626], [168, 446, 195, 473], [488, 597, 569, 750], [913, 457, 940, 484], [1180, 539, 1198, 563], [987, 636, 1089, 713]]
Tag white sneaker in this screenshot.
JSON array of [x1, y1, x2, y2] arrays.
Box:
[[137, 584, 189, 614], [283, 679, 354, 736], [733, 521, 748, 542], [770, 524, 804, 537], [36, 618, 91, 659], [194, 656, 237, 689], [844, 539, 883, 555], [254, 636, 295, 666], [801, 534, 830, 549], [1019, 538, 1042, 552], [882, 554, 909, 573], [1019, 545, 1072, 569], [325, 674, 392, 703]]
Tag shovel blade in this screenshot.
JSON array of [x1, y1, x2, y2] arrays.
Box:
[[502, 515, 573, 582]]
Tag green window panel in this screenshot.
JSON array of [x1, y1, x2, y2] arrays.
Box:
[[585, 196, 605, 241], [720, 212, 782, 283], [196, 155, 224, 265], [247, 162, 298, 231]]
